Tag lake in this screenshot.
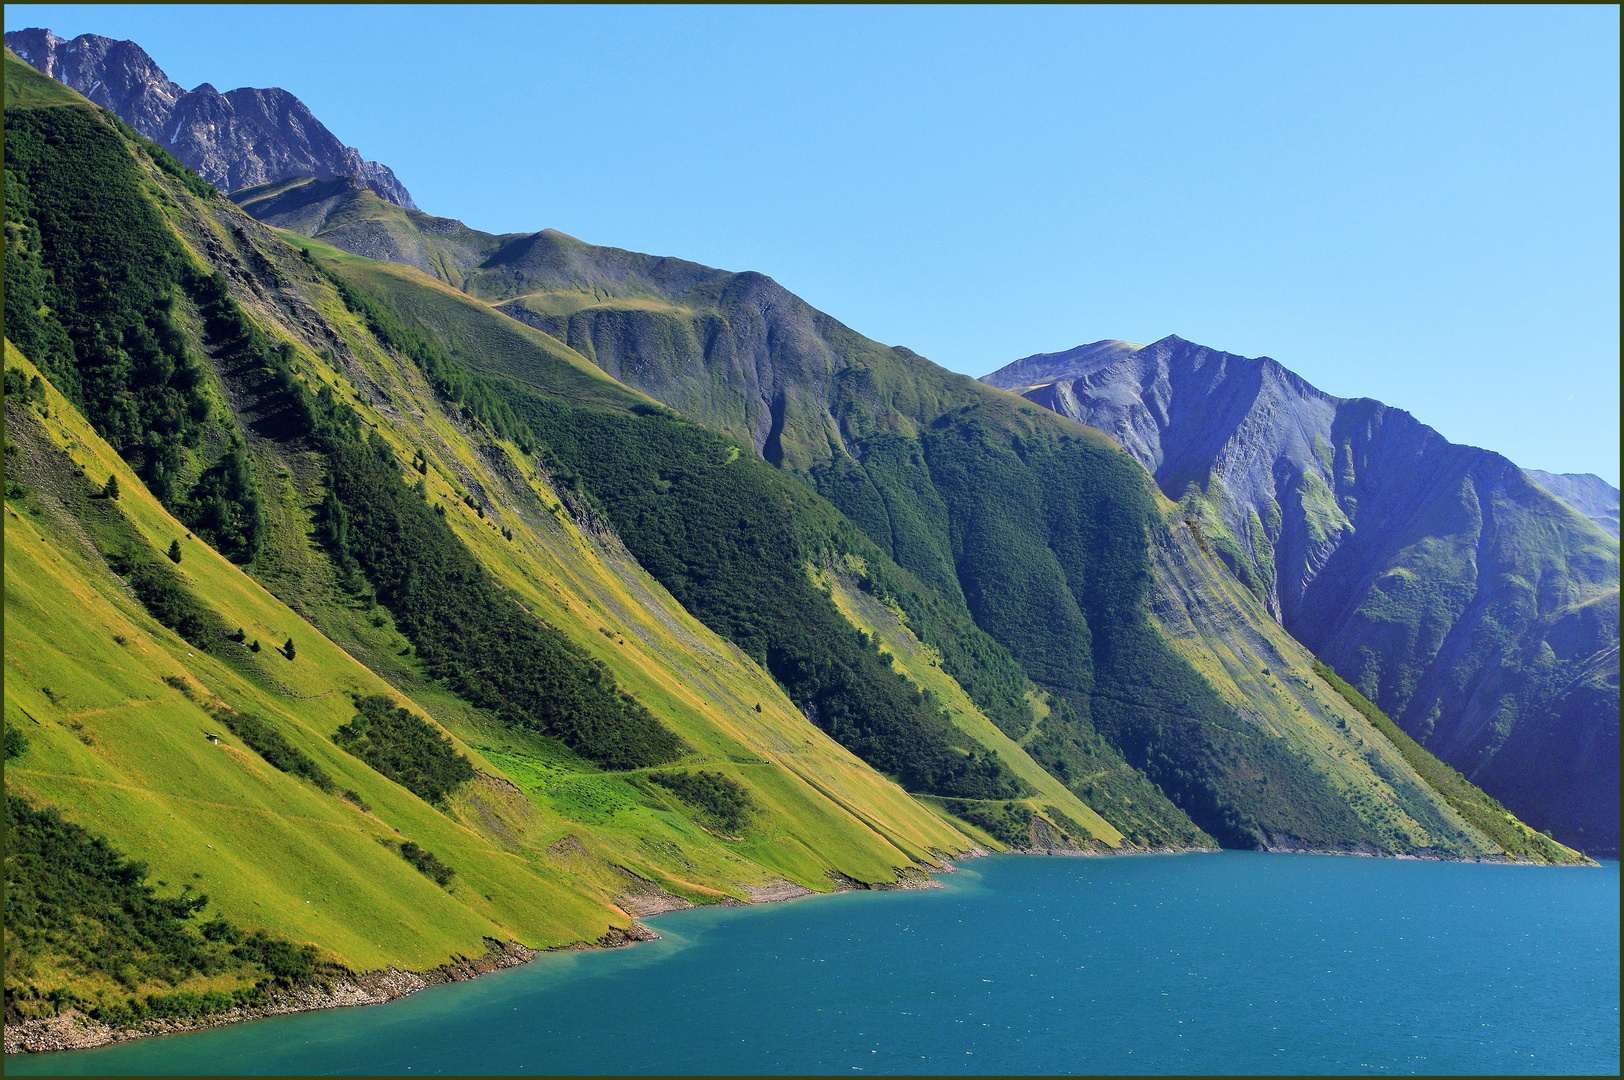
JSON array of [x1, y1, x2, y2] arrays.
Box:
[[7, 852, 1618, 1075]]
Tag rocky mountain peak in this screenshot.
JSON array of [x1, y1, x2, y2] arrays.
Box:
[[4, 27, 417, 210], [983, 332, 1619, 854]]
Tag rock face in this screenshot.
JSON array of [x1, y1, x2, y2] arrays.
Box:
[[4, 27, 415, 207], [1525, 471, 1619, 539], [984, 336, 1620, 856]]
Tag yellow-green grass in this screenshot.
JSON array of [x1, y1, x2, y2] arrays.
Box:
[[3, 328, 963, 995], [6, 137, 977, 954], [3, 356, 613, 977], [1311, 662, 1591, 865], [237, 233, 978, 876], [495, 291, 699, 322], [813, 557, 1124, 849], [289, 234, 649, 415], [1142, 496, 1502, 856]]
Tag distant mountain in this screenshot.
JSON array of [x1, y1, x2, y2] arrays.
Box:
[[1526, 471, 1619, 539], [983, 337, 1620, 855], [4, 27, 415, 207]]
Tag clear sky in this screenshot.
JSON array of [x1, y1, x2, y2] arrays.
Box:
[[7, 4, 1619, 482]]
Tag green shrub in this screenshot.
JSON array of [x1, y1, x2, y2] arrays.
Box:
[[940, 799, 1033, 849], [1312, 661, 1582, 863], [211, 706, 334, 792], [3, 794, 310, 1000], [333, 696, 474, 806], [649, 770, 757, 834], [395, 841, 456, 886]]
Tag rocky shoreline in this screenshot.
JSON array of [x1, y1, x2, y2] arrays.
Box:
[[2, 857, 962, 1057], [7, 935, 553, 1055], [11, 840, 1571, 1056]]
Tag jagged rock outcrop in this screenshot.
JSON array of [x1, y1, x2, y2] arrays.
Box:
[[984, 336, 1620, 855], [1526, 470, 1619, 539], [4, 27, 415, 207]]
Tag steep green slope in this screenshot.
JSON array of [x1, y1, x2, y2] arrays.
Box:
[[250, 177, 1577, 862], [304, 239, 1529, 861], [4, 60, 992, 1037], [1311, 662, 1587, 864], [296, 243, 1154, 847]]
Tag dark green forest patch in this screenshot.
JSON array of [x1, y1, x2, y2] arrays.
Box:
[[649, 770, 757, 834], [334, 695, 475, 807]]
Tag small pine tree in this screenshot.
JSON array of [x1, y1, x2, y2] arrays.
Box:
[[249, 639, 261, 653], [167, 539, 182, 563], [282, 637, 296, 661], [101, 474, 120, 500]]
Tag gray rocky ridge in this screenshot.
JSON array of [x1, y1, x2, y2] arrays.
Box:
[[4, 27, 416, 208], [983, 337, 1620, 855]]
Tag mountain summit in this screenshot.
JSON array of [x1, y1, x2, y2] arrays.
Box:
[[984, 336, 1620, 854], [4, 27, 415, 207]]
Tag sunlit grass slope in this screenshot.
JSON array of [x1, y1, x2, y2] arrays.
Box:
[[293, 218, 1555, 861], [5, 345, 613, 978], [813, 557, 1125, 850], [220, 62, 1571, 865], [4, 67, 982, 1021]]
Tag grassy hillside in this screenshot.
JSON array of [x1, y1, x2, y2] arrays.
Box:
[[988, 336, 1619, 856], [294, 247, 1152, 844], [4, 64, 985, 1035], [256, 180, 1574, 861], [302, 237, 1527, 861]]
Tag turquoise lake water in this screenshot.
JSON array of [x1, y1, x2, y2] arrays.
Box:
[[8, 852, 1618, 1075]]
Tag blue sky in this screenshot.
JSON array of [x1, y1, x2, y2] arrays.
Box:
[[7, 5, 1619, 482]]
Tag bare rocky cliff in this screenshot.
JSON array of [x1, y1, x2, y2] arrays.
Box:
[[5, 27, 415, 208], [984, 336, 1620, 856]]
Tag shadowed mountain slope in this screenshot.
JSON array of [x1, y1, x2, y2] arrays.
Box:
[[5, 30, 414, 207], [1526, 470, 1619, 539], [984, 336, 1620, 856]]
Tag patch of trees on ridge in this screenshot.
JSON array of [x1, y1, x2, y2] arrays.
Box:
[[5, 102, 684, 774], [504, 395, 1025, 801], [334, 695, 475, 807], [650, 770, 757, 835]]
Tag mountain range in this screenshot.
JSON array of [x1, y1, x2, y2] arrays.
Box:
[[2, 36, 1610, 1054], [3, 28, 415, 207], [982, 339, 1618, 854]]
